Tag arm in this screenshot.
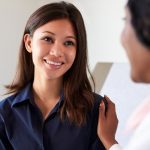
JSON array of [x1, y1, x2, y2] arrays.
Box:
[[97, 95, 121, 150]]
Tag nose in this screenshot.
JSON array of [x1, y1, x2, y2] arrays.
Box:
[[49, 42, 63, 57]]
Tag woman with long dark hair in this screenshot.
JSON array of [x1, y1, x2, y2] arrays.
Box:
[[0, 1, 106, 150]]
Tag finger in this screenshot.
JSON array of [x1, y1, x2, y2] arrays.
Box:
[[103, 97, 108, 115], [104, 95, 112, 102], [104, 96, 118, 121], [104, 95, 117, 119], [99, 101, 106, 120], [104, 95, 115, 108]]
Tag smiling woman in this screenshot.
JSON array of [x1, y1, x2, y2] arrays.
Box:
[[0, 1, 106, 150], [24, 19, 77, 81]]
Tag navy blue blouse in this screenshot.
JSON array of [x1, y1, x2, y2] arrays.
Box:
[[0, 83, 105, 150]]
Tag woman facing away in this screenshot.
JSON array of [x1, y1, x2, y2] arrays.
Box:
[[98, 0, 150, 150], [0, 1, 108, 150]]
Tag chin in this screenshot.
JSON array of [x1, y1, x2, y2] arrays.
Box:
[[131, 77, 141, 83], [130, 72, 142, 83], [131, 73, 150, 83]]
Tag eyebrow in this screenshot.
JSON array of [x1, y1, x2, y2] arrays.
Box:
[[66, 36, 76, 40], [42, 31, 76, 40], [42, 31, 55, 35]]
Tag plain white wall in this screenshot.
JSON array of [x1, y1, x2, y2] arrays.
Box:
[[0, 0, 38, 98]]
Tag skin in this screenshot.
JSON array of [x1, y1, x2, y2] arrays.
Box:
[[97, 96, 118, 150], [121, 8, 150, 83], [97, 7, 150, 150], [24, 19, 77, 119]]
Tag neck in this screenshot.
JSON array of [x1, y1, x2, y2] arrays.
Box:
[[32, 77, 63, 102]]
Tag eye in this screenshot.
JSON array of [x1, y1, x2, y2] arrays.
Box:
[[64, 40, 76, 47], [42, 36, 53, 43]]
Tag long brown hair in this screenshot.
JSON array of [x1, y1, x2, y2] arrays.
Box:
[[6, 1, 95, 126]]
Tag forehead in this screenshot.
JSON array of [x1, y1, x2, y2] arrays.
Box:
[[34, 19, 76, 36]]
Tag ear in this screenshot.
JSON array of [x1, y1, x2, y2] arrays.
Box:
[[24, 34, 32, 53]]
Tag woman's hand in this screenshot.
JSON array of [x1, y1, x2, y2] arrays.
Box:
[[97, 95, 118, 150]]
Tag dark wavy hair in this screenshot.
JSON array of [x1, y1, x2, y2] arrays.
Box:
[[5, 1, 95, 126], [127, 0, 150, 47]]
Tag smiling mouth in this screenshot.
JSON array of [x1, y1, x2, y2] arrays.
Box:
[[44, 59, 64, 68]]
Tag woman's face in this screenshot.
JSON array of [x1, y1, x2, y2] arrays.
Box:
[[121, 7, 150, 83], [24, 19, 77, 82]]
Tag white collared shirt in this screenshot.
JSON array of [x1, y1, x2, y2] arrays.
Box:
[[109, 112, 150, 150]]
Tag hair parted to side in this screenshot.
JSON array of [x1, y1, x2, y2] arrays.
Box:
[[127, 0, 150, 48], [5, 1, 95, 126]]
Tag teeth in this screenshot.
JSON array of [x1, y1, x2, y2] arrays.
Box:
[[45, 60, 62, 66]]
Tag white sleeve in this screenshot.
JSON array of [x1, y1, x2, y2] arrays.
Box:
[[109, 144, 122, 150]]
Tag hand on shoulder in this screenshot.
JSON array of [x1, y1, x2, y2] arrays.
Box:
[[97, 95, 118, 149]]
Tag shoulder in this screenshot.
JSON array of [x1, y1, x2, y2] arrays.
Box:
[[88, 93, 103, 119], [0, 94, 17, 106], [87, 93, 104, 146], [93, 93, 103, 111], [0, 83, 32, 115], [0, 94, 17, 116], [0, 94, 17, 130], [126, 112, 150, 149]]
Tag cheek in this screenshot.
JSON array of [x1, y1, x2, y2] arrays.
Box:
[[68, 50, 76, 64], [72, 51, 76, 62], [131, 51, 150, 82], [32, 42, 46, 58], [31, 47, 44, 66], [121, 27, 133, 60]]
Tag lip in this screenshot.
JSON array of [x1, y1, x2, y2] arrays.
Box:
[[44, 59, 64, 69]]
